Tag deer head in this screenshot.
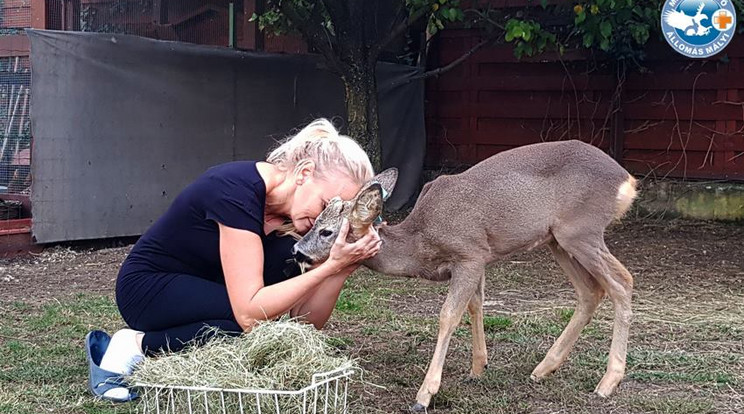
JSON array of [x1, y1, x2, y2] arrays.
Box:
[[292, 168, 398, 264]]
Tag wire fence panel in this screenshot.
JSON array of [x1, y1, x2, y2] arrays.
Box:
[[0, 55, 31, 198], [134, 368, 355, 414], [79, 0, 238, 47], [0, 0, 247, 220], [0, 0, 31, 33]]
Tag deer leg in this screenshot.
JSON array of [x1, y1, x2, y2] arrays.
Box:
[[558, 234, 633, 398], [591, 248, 633, 397], [531, 242, 604, 380], [467, 272, 487, 378], [412, 264, 483, 412]]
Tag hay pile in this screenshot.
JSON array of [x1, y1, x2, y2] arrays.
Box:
[[129, 319, 358, 413]]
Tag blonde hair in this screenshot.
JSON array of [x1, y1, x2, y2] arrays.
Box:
[[267, 118, 374, 186], [267, 118, 375, 239]]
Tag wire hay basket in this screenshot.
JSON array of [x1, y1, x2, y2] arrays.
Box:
[[133, 366, 356, 414]]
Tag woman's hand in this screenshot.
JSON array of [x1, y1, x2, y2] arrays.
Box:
[[325, 219, 381, 273]]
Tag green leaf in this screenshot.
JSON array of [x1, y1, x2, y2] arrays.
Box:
[[514, 43, 525, 59], [541, 0, 548, 8], [523, 28, 532, 41], [583, 32, 594, 47], [249, 12, 258, 22], [537, 35, 547, 49], [631, 24, 649, 44], [449, 7, 459, 20], [600, 20, 612, 38], [505, 31, 515, 42], [600, 38, 610, 50], [575, 10, 586, 24]]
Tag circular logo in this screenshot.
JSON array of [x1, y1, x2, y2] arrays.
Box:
[[661, 0, 737, 58]]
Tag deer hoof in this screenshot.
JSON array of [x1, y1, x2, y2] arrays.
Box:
[[411, 402, 427, 412], [594, 370, 622, 397], [530, 374, 543, 383], [475, 363, 489, 374], [594, 384, 616, 398], [464, 375, 479, 384]]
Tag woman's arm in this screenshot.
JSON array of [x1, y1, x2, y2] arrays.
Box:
[[219, 220, 378, 331], [289, 264, 359, 329]]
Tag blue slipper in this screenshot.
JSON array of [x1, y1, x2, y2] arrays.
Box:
[[85, 330, 138, 402]]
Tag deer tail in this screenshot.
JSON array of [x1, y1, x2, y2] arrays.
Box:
[[614, 175, 638, 220]]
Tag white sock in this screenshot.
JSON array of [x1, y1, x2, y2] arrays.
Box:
[[99, 329, 145, 400]]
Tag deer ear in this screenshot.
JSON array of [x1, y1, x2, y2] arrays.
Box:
[[348, 182, 383, 237], [370, 168, 398, 201]]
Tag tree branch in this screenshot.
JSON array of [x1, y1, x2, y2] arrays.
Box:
[[383, 0, 407, 44], [321, 0, 350, 39], [279, 1, 343, 73], [415, 35, 495, 81], [370, 4, 430, 62]]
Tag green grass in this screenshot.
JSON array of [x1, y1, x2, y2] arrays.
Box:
[[326, 336, 354, 349], [0, 296, 134, 414], [1, 271, 741, 414], [334, 289, 371, 314], [483, 315, 513, 332], [623, 396, 716, 414]]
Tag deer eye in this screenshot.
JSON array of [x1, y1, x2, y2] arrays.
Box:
[[319, 229, 334, 238]]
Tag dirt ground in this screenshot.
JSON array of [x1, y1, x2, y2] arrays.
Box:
[[2, 217, 741, 307], [1, 217, 743, 413]]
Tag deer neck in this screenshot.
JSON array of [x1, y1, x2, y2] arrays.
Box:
[[363, 222, 422, 277]]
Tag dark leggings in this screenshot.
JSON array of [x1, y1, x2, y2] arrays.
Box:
[[116, 235, 300, 356]]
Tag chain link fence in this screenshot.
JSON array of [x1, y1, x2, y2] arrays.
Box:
[[0, 0, 245, 218], [79, 0, 239, 46]]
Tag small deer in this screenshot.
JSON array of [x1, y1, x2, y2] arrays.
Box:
[[293, 140, 637, 411]]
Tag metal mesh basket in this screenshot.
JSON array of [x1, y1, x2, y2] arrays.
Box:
[[133, 366, 355, 414]]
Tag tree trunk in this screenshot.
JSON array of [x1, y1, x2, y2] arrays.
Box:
[[343, 64, 382, 171]]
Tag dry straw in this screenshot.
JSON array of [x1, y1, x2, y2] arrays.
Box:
[[129, 319, 360, 413]]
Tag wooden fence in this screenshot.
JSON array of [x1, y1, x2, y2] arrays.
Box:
[[425, 29, 744, 180]]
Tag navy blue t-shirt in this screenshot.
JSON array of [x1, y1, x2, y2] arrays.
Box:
[[117, 161, 299, 306]]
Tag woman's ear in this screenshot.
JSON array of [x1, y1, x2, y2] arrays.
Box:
[[294, 160, 316, 185]]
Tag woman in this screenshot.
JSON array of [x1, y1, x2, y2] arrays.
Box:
[[86, 119, 381, 401]]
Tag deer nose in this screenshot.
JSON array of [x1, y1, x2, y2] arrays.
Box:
[[292, 244, 312, 264], [294, 250, 312, 264]]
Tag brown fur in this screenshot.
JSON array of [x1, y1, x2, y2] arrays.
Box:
[[294, 140, 638, 411]]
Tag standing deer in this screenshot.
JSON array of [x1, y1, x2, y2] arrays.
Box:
[[293, 140, 638, 411]]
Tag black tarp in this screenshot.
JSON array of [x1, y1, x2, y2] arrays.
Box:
[[28, 29, 424, 243]]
